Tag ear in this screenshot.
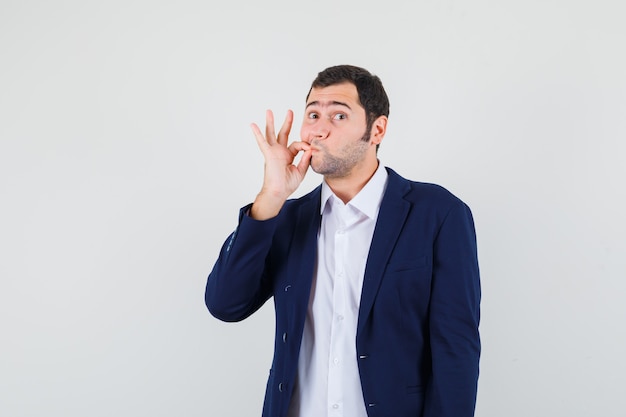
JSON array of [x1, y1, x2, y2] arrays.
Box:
[[370, 115, 388, 146]]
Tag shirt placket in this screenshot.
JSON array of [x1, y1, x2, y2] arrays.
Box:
[[327, 203, 347, 417]]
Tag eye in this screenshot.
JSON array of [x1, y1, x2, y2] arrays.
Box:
[[333, 113, 346, 120], [307, 112, 319, 119]]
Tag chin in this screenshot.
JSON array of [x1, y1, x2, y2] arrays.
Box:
[[309, 157, 323, 174], [310, 165, 325, 175]]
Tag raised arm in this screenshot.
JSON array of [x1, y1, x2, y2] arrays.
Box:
[[206, 110, 312, 321]]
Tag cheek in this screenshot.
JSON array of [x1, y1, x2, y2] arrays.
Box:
[[300, 125, 309, 142]]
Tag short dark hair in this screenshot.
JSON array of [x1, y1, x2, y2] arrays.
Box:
[[307, 65, 390, 142]]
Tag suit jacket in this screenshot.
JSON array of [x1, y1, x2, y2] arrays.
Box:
[[205, 167, 481, 417]]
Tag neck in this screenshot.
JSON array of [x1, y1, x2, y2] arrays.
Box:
[[325, 159, 379, 204]]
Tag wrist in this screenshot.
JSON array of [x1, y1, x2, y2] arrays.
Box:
[[250, 191, 287, 220]]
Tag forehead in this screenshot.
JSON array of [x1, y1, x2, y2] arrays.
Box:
[[306, 82, 361, 109]]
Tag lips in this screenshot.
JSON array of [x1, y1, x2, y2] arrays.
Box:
[[309, 141, 324, 152]]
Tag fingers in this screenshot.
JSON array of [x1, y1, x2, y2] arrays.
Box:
[[265, 110, 276, 144], [276, 110, 293, 146], [251, 109, 280, 149], [250, 122, 269, 152], [252, 110, 300, 156], [288, 141, 311, 177], [296, 147, 312, 177], [287, 141, 310, 156]]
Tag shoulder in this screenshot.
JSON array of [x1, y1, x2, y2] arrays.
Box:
[[276, 185, 322, 219], [385, 167, 468, 210]]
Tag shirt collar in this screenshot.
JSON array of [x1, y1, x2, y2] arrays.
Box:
[[320, 162, 388, 219]]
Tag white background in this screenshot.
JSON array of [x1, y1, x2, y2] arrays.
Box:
[[1, 0, 625, 416]]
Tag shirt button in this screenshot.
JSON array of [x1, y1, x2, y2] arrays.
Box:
[[337, 230, 344, 235], [333, 358, 339, 364], [337, 315, 344, 321], [332, 404, 339, 409]]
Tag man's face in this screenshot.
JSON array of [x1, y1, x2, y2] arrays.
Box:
[[300, 82, 377, 178]]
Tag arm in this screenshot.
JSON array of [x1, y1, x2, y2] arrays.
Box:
[[205, 205, 279, 322], [205, 110, 312, 321], [423, 201, 481, 416]]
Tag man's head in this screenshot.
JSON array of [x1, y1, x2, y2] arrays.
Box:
[[306, 65, 390, 144], [301, 65, 389, 180]]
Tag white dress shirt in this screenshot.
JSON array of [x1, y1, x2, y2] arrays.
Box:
[[287, 163, 388, 417]]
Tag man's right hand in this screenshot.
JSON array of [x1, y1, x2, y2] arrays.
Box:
[[249, 109, 312, 220]]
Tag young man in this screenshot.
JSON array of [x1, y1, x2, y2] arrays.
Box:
[[206, 65, 481, 417]]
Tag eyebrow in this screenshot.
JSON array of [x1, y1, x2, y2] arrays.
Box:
[[305, 100, 352, 110]]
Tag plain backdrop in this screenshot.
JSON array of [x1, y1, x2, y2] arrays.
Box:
[[1, 0, 625, 416]]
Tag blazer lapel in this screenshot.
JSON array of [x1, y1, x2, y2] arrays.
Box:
[[357, 169, 411, 334]]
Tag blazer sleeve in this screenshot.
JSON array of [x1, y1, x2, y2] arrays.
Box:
[[205, 204, 278, 322], [423, 200, 481, 417]]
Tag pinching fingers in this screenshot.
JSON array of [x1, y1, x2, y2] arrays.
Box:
[[287, 141, 311, 156], [296, 147, 312, 177]]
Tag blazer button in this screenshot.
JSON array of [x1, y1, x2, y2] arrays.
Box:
[[282, 332, 287, 343], [278, 383, 284, 392], [284, 285, 291, 292]]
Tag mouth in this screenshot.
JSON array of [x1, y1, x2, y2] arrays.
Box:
[[309, 141, 323, 152]]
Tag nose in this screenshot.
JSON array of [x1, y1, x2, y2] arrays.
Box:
[[314, 130, 329, 143], [311, 120, 330, 141], [301, 116, 330, 144]]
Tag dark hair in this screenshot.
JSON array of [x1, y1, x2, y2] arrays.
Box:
[[307, 65, 390, 143]]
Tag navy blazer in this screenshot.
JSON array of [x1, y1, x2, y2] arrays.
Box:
[[206, 167, 481, 417]]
